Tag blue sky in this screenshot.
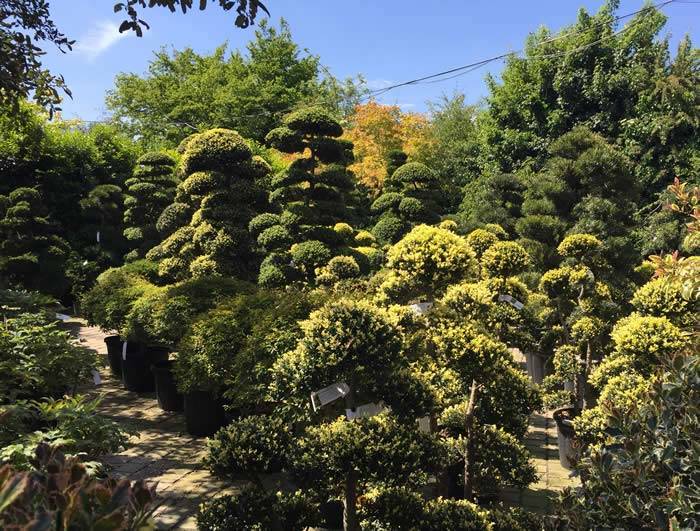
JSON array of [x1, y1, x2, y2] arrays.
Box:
[[43, 0, 699, 121]]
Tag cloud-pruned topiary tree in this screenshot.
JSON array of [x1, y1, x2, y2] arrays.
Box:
[[515, 127, 639, 274], [123, 152, 177, 262], [253, 107, 365, 286], [0, 187, 71, 297], [371, 162, 444, 245], [146, 129, 269, 281]]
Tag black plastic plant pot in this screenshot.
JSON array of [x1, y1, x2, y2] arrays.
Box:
[[104, 335, 122, 377], [319, 499, 344, 530], [121, 344, 169, 393], [553, 406, 577, 470], [152, 360, 184, 411], [184, 390, 226, 437]]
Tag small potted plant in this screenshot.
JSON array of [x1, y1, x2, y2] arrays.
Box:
[[151, 357, 184, 411], [173, 309, 239, 436]]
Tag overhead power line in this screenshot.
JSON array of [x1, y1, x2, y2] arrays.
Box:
[[367, 0, 678, 97]]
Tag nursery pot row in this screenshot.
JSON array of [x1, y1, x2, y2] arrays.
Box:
[[103, 336, 228, 437], [553, 406, 577, 470]]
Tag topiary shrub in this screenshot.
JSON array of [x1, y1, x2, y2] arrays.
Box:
[[372, 216, 408, 245], [333, 222, 354, 242], [147, 128, 269, 281], [379, 225, 478, 303], [371, 161, 445, 242], [354, 229, 376, 247], [181, 128, 253, 174], [0, 187, 71, 298], [481, 241, 531, 279], [439, 219, 458, 232], [631, 277, 697, 328], [197, 487, 319, 531], [466, 228, 498, 258], [315, 255, 360, 285], [258, 225, 293, 252], [290, 240, 331, 278], [122, 152, 176, 261], [205, 415, 292, 480]]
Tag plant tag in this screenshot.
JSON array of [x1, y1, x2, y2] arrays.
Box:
[[92, 369, 102, 385], [346, 402, 385, 420], [55, 313, 71, 321], [417, 416, 431, 433], [409, 301, 433, 315], [310, 382, 350, 411], [83, 260, 89, 266], [498, 294, 524, 310], [96, 231, 101, 243], [122, 341, 128, 360]]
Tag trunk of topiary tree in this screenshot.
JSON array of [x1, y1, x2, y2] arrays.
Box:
[[463, 379, 478, 502]]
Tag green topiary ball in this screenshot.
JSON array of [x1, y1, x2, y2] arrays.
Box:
[[389, 162, 437, 187], [466, 229, 499, 258], [481, 241, 531, 278], [291, 240, 332, 273], [283, 107, 343, 137], [257, 225, 293, 252], [181, 129, 252, 174], [372, 216, 408, 245]]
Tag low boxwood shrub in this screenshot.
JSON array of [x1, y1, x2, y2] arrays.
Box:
[[197, 487, 319, 531], [205, 415, 292, 480]]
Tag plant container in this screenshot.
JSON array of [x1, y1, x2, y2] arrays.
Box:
[[525, 351, 547, 383], [152, 360, 183, 411], [319, 499, 343, 529], [104, 335, 122, 377], [553, 406, 577, 470], [184, 390, 226, 437], [121, 344, 169, 392]]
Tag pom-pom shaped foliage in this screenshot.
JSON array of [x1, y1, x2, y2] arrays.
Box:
[[372, 161, 444, 242], [538, 265, 593, 299], [270, 299, 428, 418], [355, 229, 376, 247], [290, 240, 331, 276], [372, 216, 408, 245], [388, 162, 437, 187], [123, 151, 176, 261], [333, 222, 354, 241], [481, 241, 530, 279], [257, 225, 293, 252], [205, 415, 292, 479], [557, 233, 602, 261], [438, 219, 458, 232], [0, 187, 70, 297], [315, 255, 360, 285], [610, 315, 688, 368], [148, 128, 269, 280], [631, 277, 697, 328], [197, 487, 318, 531], [359, 486, 491, 531], [283, 107, 344, 137], [249, 213, 282, 236], [466, 229, 498, 258], [381, 225, 478, 302], [439, 282, 495, 322], [181, 128, 252, 174]]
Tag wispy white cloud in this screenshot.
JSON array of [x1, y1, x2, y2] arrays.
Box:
[[397, 103, 416, 109], [74, 21, 128, 61], [366, 79, 393, 90]]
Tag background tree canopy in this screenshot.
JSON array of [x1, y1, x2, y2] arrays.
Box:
[[106, 19, 365, 148]]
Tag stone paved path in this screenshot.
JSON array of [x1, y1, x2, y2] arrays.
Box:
[[69, 320, 574, 528], [500, 350, 577, 513], [70, 320, 244, 530]]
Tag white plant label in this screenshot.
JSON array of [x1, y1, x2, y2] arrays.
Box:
[[346, 402, 386, 420], [96, 231, 101, 243], [498, 294, 524, 310], [310, 382, 350, 411], [55, 313, 71, 321], [92, 369, 102, 385], [122, 341, 128, 360]]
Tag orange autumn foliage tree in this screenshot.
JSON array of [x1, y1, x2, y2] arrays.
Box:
[[344, 101, 432, 191]]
